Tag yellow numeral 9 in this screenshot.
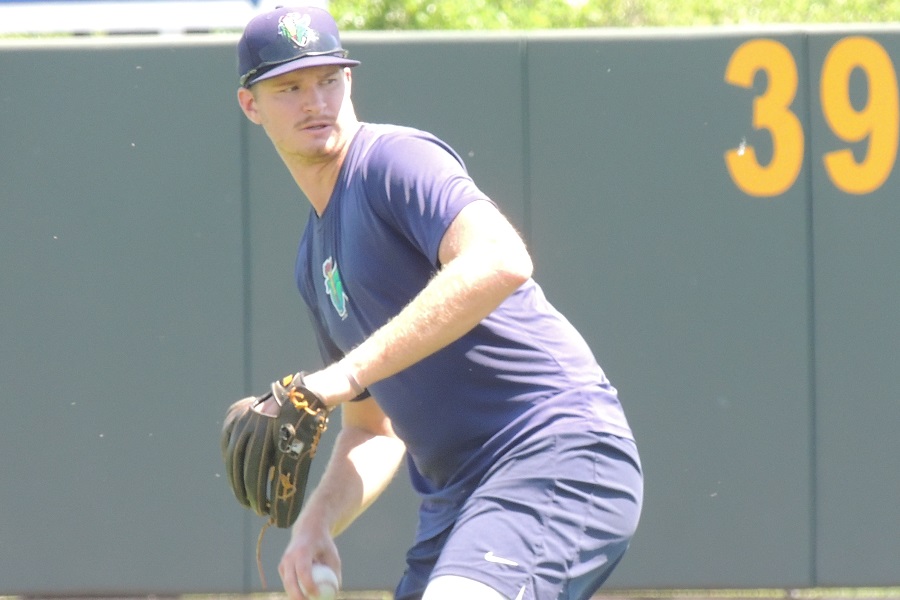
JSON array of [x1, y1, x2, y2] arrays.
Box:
[[821, 36, 899, 195]]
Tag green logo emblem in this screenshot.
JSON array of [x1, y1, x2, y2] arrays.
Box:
[[278, 12, 318, 49], [322, 257, 348, 319]]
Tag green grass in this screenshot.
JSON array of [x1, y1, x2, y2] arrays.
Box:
[[613, 590, 900, 599], [328, 0, 900, 29], [5, 589, 900, 600]]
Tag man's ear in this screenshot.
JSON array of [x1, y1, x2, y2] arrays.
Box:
[[237, 87, 261, 124]]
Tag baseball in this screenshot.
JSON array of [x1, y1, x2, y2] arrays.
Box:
[[300, 563, 339, 600]]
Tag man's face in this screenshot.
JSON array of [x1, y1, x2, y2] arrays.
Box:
[[238, 65, 355, 165]]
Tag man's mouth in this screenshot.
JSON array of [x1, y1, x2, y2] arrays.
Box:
[[302, 121, 332, 131]]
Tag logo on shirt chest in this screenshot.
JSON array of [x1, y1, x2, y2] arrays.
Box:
[[322, 256, 348, 319]]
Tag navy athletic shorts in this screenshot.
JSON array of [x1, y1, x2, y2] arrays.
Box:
[[394, 429, 643, 600]]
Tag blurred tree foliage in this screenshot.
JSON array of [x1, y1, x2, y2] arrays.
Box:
[[328, 0, 900, 29]]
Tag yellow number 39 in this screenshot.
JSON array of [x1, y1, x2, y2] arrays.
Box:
[[725, 36, 899, 197]]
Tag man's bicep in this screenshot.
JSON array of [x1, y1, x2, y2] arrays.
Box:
[[437, 199, 530, 267]]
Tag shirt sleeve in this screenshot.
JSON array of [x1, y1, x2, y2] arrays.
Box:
[[362, 131, 491, 266]]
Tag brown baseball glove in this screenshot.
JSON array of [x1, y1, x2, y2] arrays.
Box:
[[221, 373, 330, 528]]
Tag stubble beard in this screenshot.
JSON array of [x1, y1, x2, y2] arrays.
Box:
[[294, 123, 347, 167]]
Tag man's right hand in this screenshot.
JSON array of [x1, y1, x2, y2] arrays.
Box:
[[279, 517, 342, 600]]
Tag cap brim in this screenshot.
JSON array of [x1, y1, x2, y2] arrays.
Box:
[[246, 55, 360, 87]]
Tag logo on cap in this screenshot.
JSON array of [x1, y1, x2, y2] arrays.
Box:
[[278, 12, 319, 49]]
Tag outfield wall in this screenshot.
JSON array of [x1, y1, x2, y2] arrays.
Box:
[[1, 26, 898, 595]]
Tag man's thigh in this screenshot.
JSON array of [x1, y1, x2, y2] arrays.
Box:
[[430, 432, 642, 600]]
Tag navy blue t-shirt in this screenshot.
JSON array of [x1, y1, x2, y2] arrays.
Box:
[[295, 123, 632, 503]]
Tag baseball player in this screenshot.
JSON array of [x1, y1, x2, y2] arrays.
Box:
[[234, 6, 643, 600]]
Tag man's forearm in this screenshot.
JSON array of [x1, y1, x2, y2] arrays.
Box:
[[296, 425, 406, 537], [343, 252, 526, 389], [341, 201, 533, 394]]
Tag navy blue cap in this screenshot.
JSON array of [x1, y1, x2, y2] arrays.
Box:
[[238, 6, 360, 88]]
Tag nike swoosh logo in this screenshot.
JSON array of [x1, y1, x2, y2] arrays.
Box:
[[484, 551, 519, 567]]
